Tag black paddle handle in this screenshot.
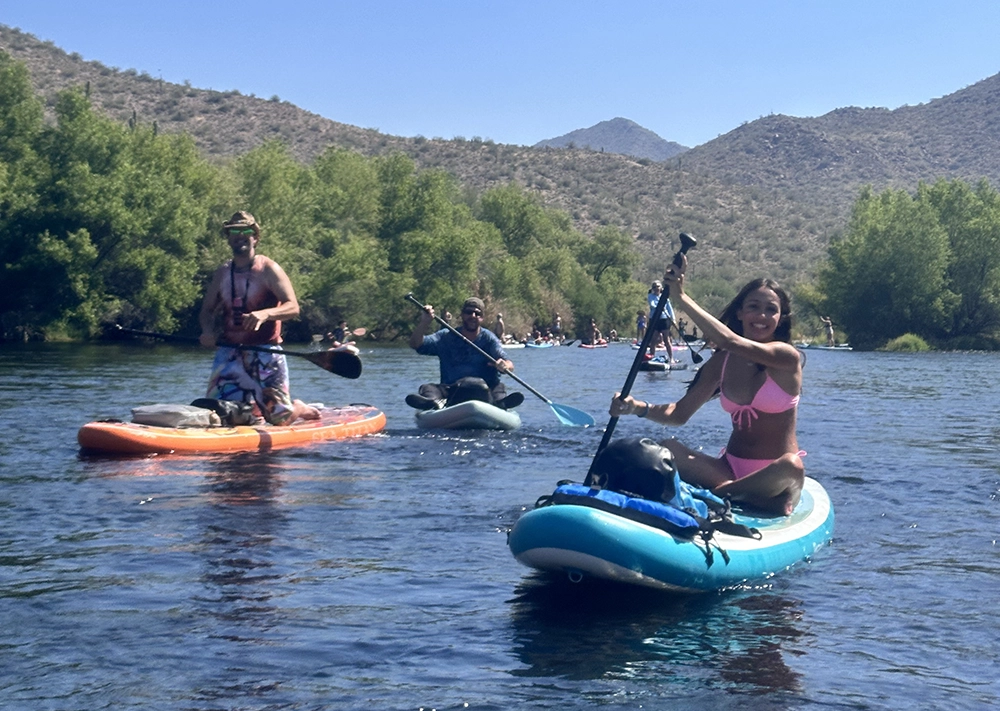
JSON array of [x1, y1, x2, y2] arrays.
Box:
[[114, 326, 199, 345], [585, 233, 696, 483]]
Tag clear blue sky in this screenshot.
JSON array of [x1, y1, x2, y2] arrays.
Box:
[[4, 1, 1000, 148]]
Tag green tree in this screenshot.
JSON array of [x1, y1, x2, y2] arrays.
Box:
[[922, 179, 1000, 340], [0, 49, 43, 206], [2, 87, 224, 338], [0, 51, 46, 338], [477, 183, 575, 258], [578, 225, 640, 284], [475, 184, 590, 329], [302, 147, 386, 330], [375, 155, 489, 330], [819, 186, 958, 349], [310, 147, 381, 239]]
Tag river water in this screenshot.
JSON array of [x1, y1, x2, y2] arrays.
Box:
[[0, 341, 998, 710]]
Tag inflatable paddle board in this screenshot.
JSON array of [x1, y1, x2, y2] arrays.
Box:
[[414, 400, 521, 430], [79, 405, 386, 455], [508, 477, 833, 592]]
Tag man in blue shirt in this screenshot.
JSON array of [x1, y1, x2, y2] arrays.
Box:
[[406, 297, 523, 410]]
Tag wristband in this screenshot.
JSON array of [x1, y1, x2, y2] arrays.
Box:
[[637, 401, 650, 418]]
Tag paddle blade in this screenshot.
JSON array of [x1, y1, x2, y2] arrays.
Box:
[[306, 349, 363, 379], [550, 403, 595, 427]]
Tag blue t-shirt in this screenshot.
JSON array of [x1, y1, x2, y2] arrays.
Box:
[[648, 291, 675, 321], [416, 328, 509, 388]]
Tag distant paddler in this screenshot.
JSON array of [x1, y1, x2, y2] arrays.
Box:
[[820, 316, 835, 346]]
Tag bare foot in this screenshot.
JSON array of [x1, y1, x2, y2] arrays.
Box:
[[293, 400, 321, 421], [783, 486, 802, 515], [750, 486, 802, 516]]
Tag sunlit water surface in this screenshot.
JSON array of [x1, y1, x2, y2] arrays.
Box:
[[1, 342, 998, 710]]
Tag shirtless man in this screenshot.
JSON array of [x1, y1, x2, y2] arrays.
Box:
[[199, 211, 319, 425]]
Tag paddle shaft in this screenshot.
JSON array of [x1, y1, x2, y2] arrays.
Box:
[[404, 294, 554, 405], [118, 326, 305, 356], [664, 315, 704, 364], [113, 326, 362, 379], [586, 234, 696, 483]]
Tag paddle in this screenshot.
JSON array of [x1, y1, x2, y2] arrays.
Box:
[[585, 233, 697, 483], [114, 326, 363, 379], [404, 294, 595, 427], [312, 327, 367, 345], [667, 317, 704, 365]]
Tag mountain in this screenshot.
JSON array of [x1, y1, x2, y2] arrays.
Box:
[[674, 73, 1000, 214], [0, 25, 384, 161], [4, 24, 1000, 290], [533, 117, 688, 161]]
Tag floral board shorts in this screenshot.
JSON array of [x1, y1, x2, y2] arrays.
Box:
[[206, 347, 295, 426]]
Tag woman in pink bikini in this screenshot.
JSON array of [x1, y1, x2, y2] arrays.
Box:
[[610, 256, 804, 515]]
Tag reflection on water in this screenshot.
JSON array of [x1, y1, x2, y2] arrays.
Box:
[[4, 344, 1000, 709], [192, 455, 289, 704], [508, 574, 803, 694], [198, 454, 287, 607]]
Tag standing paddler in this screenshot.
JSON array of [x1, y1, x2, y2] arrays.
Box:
[[198, 211, 320, 425]]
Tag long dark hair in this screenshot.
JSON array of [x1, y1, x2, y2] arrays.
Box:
[[686, 278, 795, 395], [718, 278, 794, 344]]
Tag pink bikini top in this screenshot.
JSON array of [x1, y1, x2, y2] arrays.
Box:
[[719, 352, 800, 429]]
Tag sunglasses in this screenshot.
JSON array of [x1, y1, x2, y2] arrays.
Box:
[[462, 309, 483, 317], [227, 228, 256, 236]]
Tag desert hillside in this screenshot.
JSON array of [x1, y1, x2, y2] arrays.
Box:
[[4, 24, 998, 288]]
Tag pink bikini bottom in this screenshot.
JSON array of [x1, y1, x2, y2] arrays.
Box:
[[721, 449, 806, 480]]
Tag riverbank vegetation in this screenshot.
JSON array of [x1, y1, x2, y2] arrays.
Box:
[[810, 180, 1000, 350], [5, 46, 1000, 351], [880, 334, 932, 352], [0, 52, 644, 343]]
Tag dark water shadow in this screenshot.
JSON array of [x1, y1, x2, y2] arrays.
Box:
[[507, 573, 805, 695], [194, 453, 289, 616], [184, 453, 294, 704]]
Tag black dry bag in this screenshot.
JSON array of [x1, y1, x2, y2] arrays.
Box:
[[590, 436, 677, 503], [189, 398, 257, 427]]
